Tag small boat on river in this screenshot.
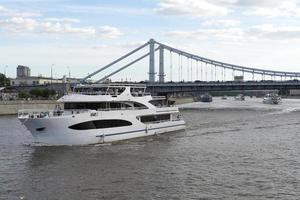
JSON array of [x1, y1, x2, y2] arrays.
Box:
[[193, 93, 213, 102], [234, 94, 245, 101], [263, 93, 282, 104]]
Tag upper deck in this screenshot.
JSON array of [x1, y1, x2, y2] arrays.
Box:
[[18, 84, 174, 119], [59, 83, 155, 104], [72, 83, 149, 96]]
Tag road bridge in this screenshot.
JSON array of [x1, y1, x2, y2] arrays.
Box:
[[81, 38, 300, 84], [79, 39, 300, 96], [146, 81, 300, 96]]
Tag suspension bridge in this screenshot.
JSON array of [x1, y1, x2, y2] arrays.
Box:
[[80, 39, 300, 95]]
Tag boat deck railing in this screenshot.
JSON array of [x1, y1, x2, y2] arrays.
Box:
[[18, 106, 177, 119], [70, 91, 151, 97]]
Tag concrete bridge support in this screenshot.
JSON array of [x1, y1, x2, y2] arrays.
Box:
[[149, 39, 155, 83], [158, 46, 165, 83]]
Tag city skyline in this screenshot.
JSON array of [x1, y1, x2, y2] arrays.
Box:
[[1, 0, 300, 81]]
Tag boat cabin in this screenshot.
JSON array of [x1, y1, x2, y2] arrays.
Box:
[[72, 84, 149, 97]]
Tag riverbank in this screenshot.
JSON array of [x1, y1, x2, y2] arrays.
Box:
[[171, 97, 194, 105], [0, 100, 63, 115]]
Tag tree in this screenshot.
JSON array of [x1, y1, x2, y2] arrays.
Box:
[[29, 88, 57, 99], [0, 73, 10, 87], [18, 91, 30, 99], [49, 89, 56, 97], [41, 88, 50, 98], [29, 88, 42, 97]]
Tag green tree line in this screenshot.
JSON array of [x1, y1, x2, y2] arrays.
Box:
[[18, 88, 57, 99], [0, 73, 10, 87]]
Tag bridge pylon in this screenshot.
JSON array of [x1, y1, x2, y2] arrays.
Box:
[[149, 38, 156, 83], [158, 45, 165, 83]]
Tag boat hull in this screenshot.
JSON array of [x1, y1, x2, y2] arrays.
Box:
[[19, 114, 185, 146]]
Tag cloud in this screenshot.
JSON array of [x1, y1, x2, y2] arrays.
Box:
[[154, 0, 300, 18], [98, 26, 123, 39], [0, 4, 122, 39], [92, 41, 146, 50], [44, 18, 80, 24], [0, 5, 41, 17], [155, 0, 229, 17], [38, 21, 96, 35], [0, 17, 122, 38], [165, 27, 244, 41], [0, 17, 97, 36], [60, 4, 152, 16], [202, 19, 240, 27], [0, 17, 38, 32], [166, 24, 300, 42], [238, 0, 300, 17], [248, 24, 300, 40], [92, 44, 108, 49]]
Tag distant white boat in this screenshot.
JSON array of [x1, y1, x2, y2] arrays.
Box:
[[221, 95, 227, 100], [263, 93, 282, 104], [18, 84, 186, 146], [234, 94, 245, 101]]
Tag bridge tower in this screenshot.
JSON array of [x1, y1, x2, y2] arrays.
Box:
[[158, 45, 165, 83], [149, 39, 156, 83]]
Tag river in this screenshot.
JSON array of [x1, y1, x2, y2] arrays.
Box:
[[1, 97, 300, 199]]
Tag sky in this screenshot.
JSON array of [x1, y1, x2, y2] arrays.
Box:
[[1, 0, 300, 81]]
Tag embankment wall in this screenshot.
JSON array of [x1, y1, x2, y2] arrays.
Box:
[[0, 100, 63, 115]]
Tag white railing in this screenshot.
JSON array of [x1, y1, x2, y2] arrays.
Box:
[[18, 109, 62, 119], [71, 91, 151, 97], [17, 106, 151, 119], [18, 109, 90, 119], [96, 106, 148, 111]]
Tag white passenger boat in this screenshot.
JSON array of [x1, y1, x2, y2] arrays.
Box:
[[18, 84, 186, 145], [263, 93, 282, 104]]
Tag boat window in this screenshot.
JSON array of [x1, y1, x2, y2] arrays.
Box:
[[140, 114, 170, 123], [74, 86, 126, 95], [69, 119, 132, 130], [64, 102, 107, 110], [149, 100, 165, 107], [130, 88, 145, 96], [133, 102, 147, 108], [64, 102, 147, 110], [109, 102, 123, 109]]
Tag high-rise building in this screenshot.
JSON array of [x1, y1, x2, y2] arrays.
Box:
[[17, 65, 31, 78]]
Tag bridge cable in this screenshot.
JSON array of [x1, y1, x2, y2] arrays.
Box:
[[206, 63, 208, 81], [155, 40, 300, 78], [196, 61, 199, 80], [191, 58, 193, 81], [170, 51, 173, 82], [81, 41, 149, 83], [215, 65, 217, 81], [187, 57, 190, 81], [95, 46, 159, 83], [221, 66, 224, 82], [201, 62, 203, 81], [180, 54, 183, 81], [178, 54, 180, 81], [211, 63, 213, 82]]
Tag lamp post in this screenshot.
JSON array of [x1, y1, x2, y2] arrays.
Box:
[[51, 64, 54, 84], [67, 66, 71, 79], [4, 65, 8, 77]]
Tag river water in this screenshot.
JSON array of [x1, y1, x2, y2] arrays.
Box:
[[1, 97, 300, 199]]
